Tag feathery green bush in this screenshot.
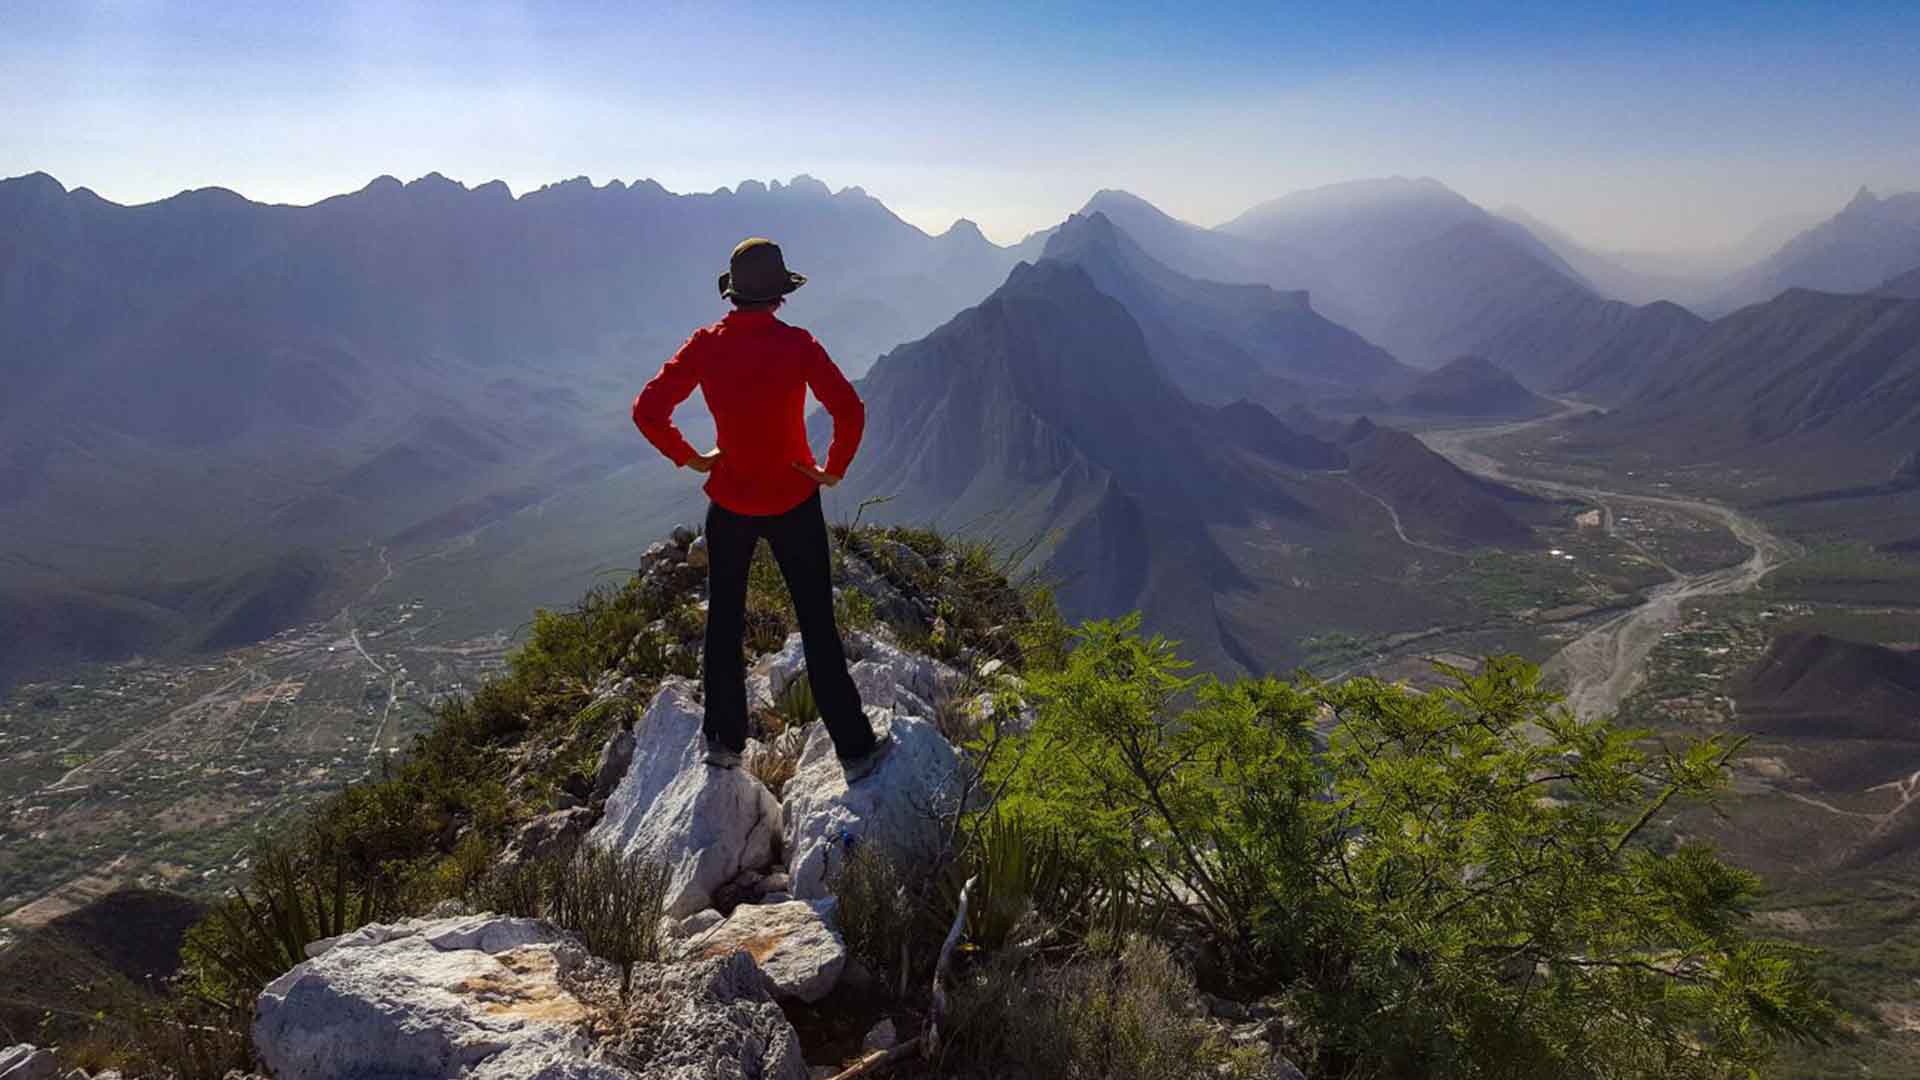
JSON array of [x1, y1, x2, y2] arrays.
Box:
[[986, 614, 1836, 1079]]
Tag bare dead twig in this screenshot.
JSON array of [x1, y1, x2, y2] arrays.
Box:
[[824, 1036, 925, 1079], [925, 873, 977, 1061]]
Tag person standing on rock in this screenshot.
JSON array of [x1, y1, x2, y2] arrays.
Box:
[[633, 237, 892, 782]]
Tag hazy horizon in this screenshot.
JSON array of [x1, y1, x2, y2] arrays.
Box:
[[5, 1, 1919, 254]]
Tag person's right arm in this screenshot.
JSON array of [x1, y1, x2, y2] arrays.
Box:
[[632, 331, 713, 470]]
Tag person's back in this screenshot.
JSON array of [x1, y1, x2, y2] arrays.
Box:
[[632, 238, 890, 780]]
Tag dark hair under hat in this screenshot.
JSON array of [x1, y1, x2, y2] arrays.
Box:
[[718, 237, 807, 303]]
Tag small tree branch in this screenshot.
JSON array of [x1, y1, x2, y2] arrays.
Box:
[[924, 873, 977, 1061]]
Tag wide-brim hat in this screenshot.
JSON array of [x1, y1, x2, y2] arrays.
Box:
[[718, 237, 807, 303]]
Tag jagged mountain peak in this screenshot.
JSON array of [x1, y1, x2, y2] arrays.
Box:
[[784, 174, 832, 198]]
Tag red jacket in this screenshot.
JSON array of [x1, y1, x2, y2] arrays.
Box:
[[633, 309, 865, 516]]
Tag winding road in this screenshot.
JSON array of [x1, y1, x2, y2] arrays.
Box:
[[1420, 407, 1799, 721]]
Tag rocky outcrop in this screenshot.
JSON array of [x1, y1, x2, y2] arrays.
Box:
[[783, 710, 969, 899], [255, 915, 625, 1080], [0, 1044, 58, 1080], [588, 681, 782, 916], [603, 953, 809, 1080], [683, 899, 847, 1004], [499, 807, 595, 870], [253, 915, 817, 1080]]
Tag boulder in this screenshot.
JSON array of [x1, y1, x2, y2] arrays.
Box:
[[499, 807, 594, 870], [593, 726, 637, 804], [588, 682, 782, 916], [783, 710, 969, 899], [850, 632, 956, 705], [861, 1019, 899, 1054], [837, 553, 922, 628], [849, 659, 933, 719], [255, 915, 626, 1080], [605, 953, 809, 1080], [685, 899, 847, 1003], [673, 908, 726, 940], [752, 634, 811, 705], [0, 1045, 58, 1080]]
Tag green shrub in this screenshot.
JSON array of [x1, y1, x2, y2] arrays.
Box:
[[544, 844, 668, 996], [834, 846, 946, 996], [938, 935, 1261, 1080], [475, 841, 668, 997], [989, 615, 1836, 1080]]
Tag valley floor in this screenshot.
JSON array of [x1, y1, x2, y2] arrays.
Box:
[[1421, 407, 1920, 1078], [0, 573, 510, 930]]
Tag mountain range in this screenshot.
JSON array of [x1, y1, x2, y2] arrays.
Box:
[[7, 165, 1920, 688], [0, 170, 1023, 688]]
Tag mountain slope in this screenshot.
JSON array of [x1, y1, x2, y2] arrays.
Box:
[[1879, 264, 1920, 299], [1564, 288, 1920, 493], [827, 256, 1536, 674], [1718, 188, 1920, 313], [1393, 356, 1553, 418], [1039, 211, 1409, 408]]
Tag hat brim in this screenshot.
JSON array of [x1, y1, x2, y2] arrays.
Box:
[[717, 270, 807, 302]]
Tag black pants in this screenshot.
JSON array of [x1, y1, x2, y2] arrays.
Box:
[[703, 491, 874, 760]]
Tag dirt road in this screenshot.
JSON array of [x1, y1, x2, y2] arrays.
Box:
[[1421, 408, 1797, 720]]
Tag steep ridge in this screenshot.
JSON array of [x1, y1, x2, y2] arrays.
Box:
[[1717, 187, 1920, 313], [1039, 211, 1409, 408], [830, 251, 1537, 673], [1591, 288, 1920, 489]]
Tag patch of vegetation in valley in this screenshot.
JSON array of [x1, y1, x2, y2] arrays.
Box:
[[1612, 588, 1920, 1077], [0, 598, 510, 921], [1764, 542, 1920, 606]]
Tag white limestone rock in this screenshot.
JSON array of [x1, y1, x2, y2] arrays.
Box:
[[608, 953, 809, 1080], [0, 1045, 58, 1080], [753, 634, 810, 705], [588, 681, 782, 916], [254, 915, 626, 1080], [682, 899, 847, 1003], [782, 710, 968, 899]]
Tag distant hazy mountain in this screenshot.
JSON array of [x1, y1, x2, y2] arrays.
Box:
[[0, 170, 1023, 687], [1198, 177, 1699, 392], [1495, 205, 1749, 309], [1716, 187, 1920, 313], [1392, 356, 1553, 419], [1573, 288, 1920, 494], [1038, 211, 1410, 409], [828, 245, 1537, 674]]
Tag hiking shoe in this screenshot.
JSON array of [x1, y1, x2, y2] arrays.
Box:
[[838, 732, 895, 785], [704, 738, 743, 769]]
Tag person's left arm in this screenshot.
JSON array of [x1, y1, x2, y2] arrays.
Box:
[[792, 334, 865, 486]]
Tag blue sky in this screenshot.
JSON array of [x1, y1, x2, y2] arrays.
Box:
[[3, 1, 1917, 251]]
